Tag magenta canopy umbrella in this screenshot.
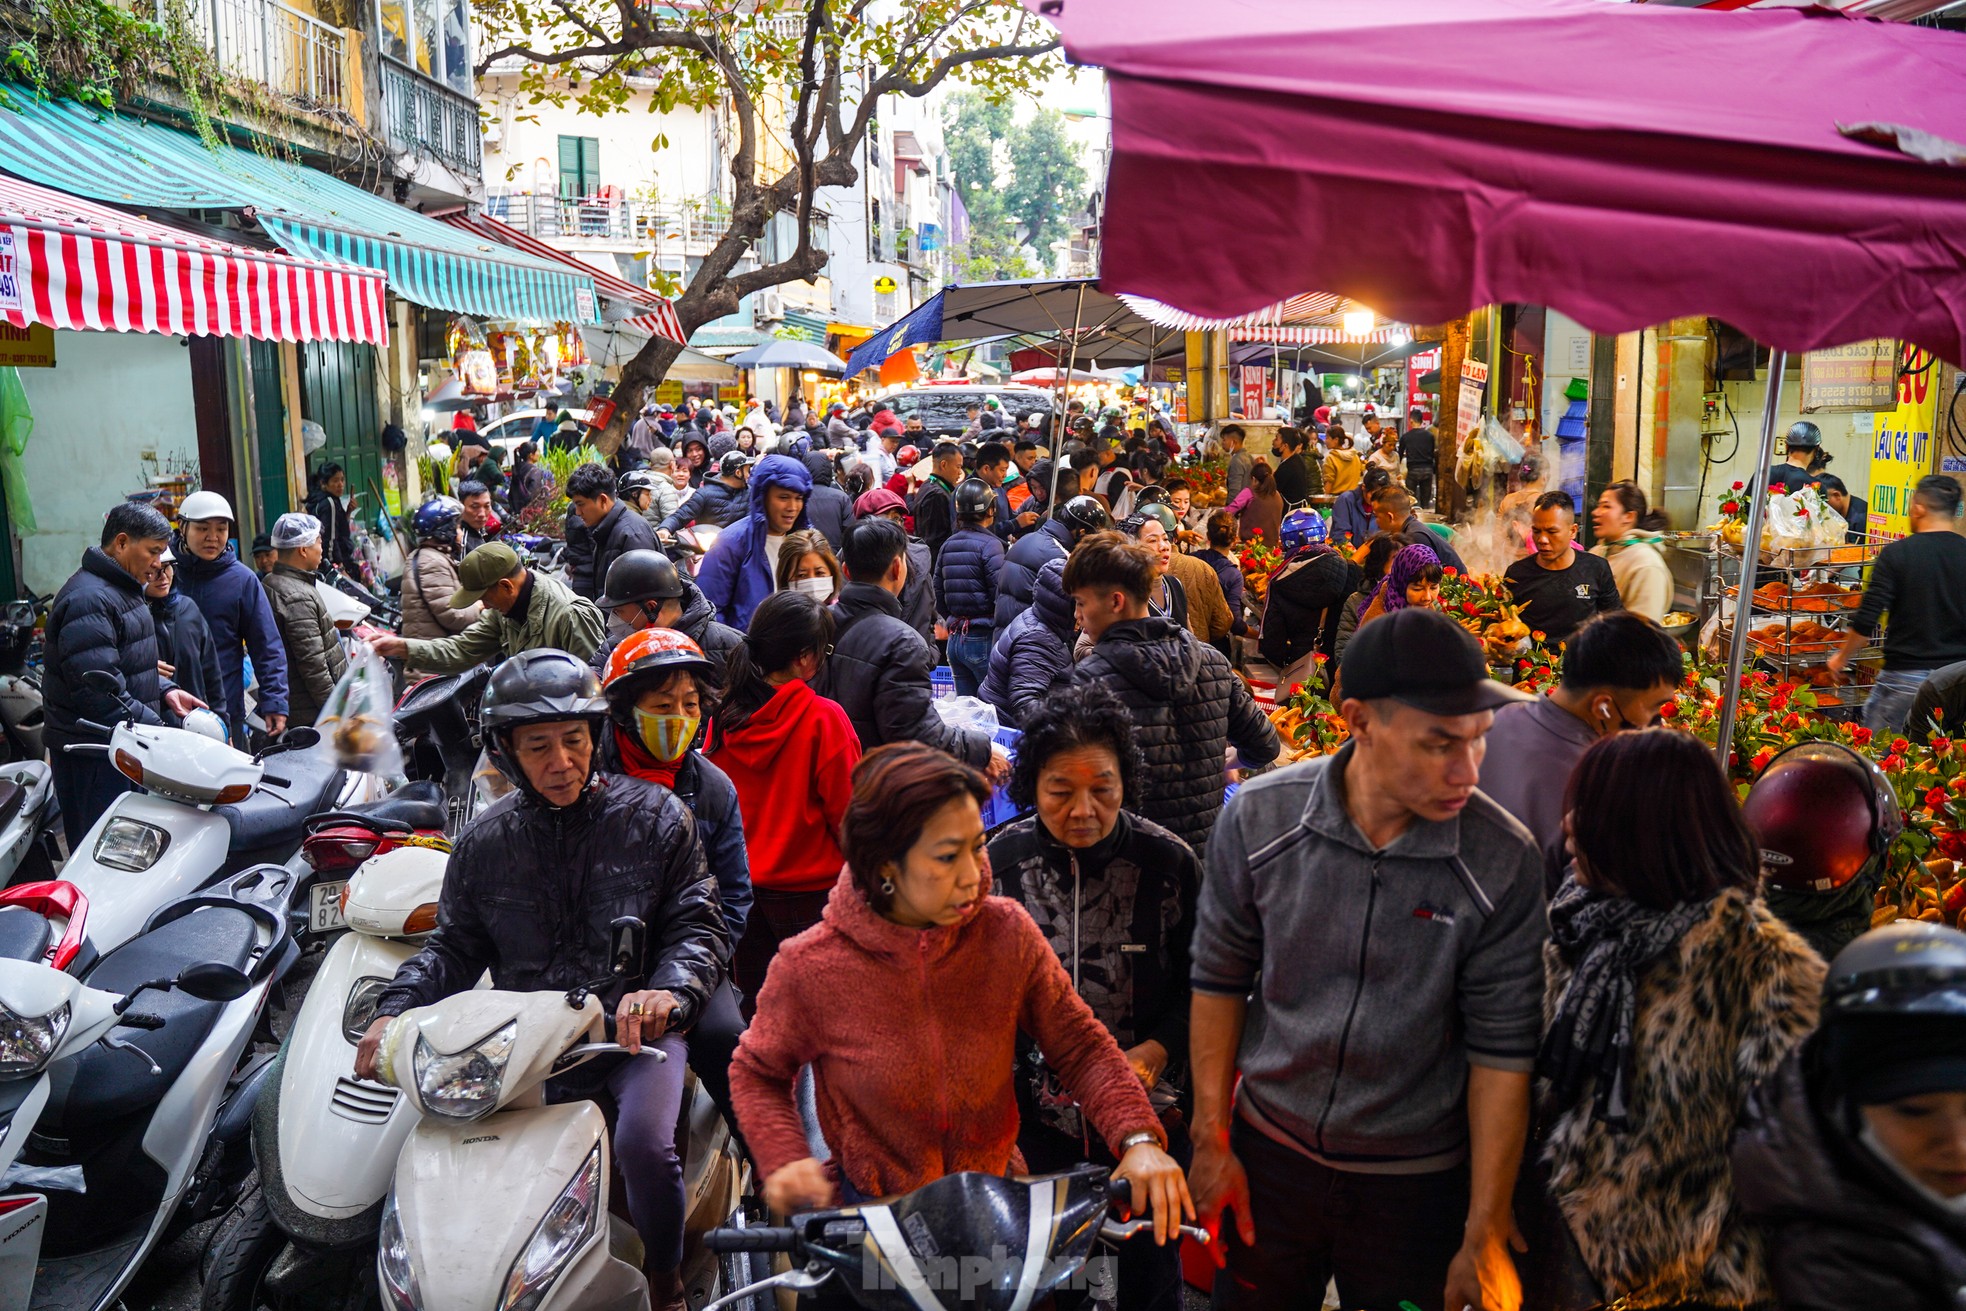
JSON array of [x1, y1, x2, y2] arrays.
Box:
[[1031, 0, 1966, 361]]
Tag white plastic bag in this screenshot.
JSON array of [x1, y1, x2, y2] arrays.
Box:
[[933, 695, 1000, 735], [314, 642, 405, 779]]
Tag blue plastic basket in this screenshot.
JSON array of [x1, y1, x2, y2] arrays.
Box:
[[930, 666, 955, 701], [981, 726, 1028, 829]]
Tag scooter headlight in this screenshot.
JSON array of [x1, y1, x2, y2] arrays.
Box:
[[376, 1188, 422, 1311], [93, 818, 169, 873], [500, 1142, 603, 1311], [0, 1001, 68, 1078], [412, 1020, 516, 1120]]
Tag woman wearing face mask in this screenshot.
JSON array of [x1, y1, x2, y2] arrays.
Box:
[[707, 591, 862, 1011], [773, 528, 842, 605], [1736, 922, 1966, 1311], [600, 626, 754, 1141], [732, 743, 1193, 1244], [1121, 512, 1188, 632]]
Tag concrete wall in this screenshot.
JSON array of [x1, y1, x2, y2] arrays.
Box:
[[15, 331, 199, 595], [480, 75, 722, 200]]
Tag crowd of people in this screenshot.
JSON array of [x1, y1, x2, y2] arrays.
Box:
[[40, 392, 1966, 1311]]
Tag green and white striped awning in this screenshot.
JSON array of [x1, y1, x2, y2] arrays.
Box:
[[0, 97, 596, 325]]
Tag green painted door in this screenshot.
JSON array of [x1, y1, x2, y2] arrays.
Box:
[[250, 340, 291, 523], [299, 341, 382, 515]]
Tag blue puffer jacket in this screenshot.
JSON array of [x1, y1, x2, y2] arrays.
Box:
[[980, 558, 1076, 728], [933, 525, 1003, 624], [697, 454, 813, 629], [174, 541, 289, 727], [993, 518, 1072, 636], [657, 477, 747, 534]]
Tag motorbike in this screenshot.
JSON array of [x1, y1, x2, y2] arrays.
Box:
[[0, 596, 47, 765], [371, 918, 755, 1311], [0, 864, 300, 1311], [0, 760, 60, 888], [700, 1167, 1208, 1311]]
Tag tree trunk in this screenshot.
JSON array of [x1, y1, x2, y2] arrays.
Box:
[[1435, 315, 1474, 522], [593, 334, 688, 456]]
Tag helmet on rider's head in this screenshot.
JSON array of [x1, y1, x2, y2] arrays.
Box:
[[602, 628, 716, 727], [178, 490, 235, 525], [1056, 495, 1113, 540], [1743, 741, 1902, 894], [1138, 503, 1178, 538], [1281, 508, 1330, 554], [1133, 484, 1169, 508], [479, 650, 609, 799], [1816, 922, 1966, 1109], [896, 446, 922, 469], [718, 451, 755, 479], [618, 470, 662, 501], [597, 550, 684, 611], [954, 478, 997, 522], [410, 496, 464, 544], [1785, 420, 1824, 450]]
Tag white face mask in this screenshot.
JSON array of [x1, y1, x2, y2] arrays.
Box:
[[793, 576, 833, 600]]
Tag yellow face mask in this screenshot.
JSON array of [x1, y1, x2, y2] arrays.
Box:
[[635, 710, 700, 763]]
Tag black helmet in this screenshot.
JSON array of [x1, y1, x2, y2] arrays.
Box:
[[1785, 420, 1823, 450], [618, 470, 663, 501], [954, 478, 996, 523], [719, 451, 754, 478], [1743, 741, 1902, 893], [1132, 484, 1170, 509], [480, 650, 609, 796], [1056, 495, 1113, 539], [597, 549, 684, 610], [1817, 923, 1966, 1107]]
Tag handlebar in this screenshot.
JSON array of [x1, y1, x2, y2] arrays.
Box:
[[118, 1012, 167, 1030], [702, 1227, 798, 1254]]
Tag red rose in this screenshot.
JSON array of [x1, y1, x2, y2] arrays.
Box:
[[1461, 601, 1478, 616], [1442, 567, 1459, 577], [1936, 736, 1954, 753], [1289, 683, 1305, 697], [1782, 713, 1802, 730], [1752, 748, 1775, 772], [1853, 726, 1874, 746], [1660, 702, 1680, 719], [1929, 788, 1951, 811], [1722, 501, 1740, 516], [1884, 753, 1906, 772], [1732, 480, 1745, 491], [1894, 737, 1912, 755]]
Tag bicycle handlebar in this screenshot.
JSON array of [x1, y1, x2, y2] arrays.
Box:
[[702, 1227, 798, 1254]]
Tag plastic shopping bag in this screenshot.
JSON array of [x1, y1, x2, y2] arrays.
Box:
[[314, 642, 405, 779], [933, 695, 1000, 735]]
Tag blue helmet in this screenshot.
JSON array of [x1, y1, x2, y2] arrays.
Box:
[[411, 495, 464, 543], [1280, 508, 1328, 553]]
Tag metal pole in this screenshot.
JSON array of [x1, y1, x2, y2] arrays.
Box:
[[1047, 282, 1088, 511], [1713, 348, 1789, 767]]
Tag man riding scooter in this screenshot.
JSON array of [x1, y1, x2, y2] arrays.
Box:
[[354, 649, 729, 1311]]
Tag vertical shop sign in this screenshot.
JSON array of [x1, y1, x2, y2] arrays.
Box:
[[1867, 345, 1939, 541], [0, 231, 20, 313], [1239, 366, 1268, 418], [1456, 358, 1489, 443]]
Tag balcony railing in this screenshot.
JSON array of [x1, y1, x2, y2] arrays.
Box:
[[163, 0, 346, 109], [483, 191, 733, 248], [380, 57, 481, 174]]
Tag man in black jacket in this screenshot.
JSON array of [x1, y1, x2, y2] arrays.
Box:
[[1067, 532, 1279, 853], [588, 550, 744, 684], [657, 452, 751, 535], [47, 503, 205, 844], [1272, 427, 1322, 506], [819, 518, 1007, 779], [355, 650, 726, 1306], [912, 442, 964, 565], [1398, 417, 1439, 510], [567, 460, 658, 602]]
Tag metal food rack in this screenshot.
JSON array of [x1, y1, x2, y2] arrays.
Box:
[[1689, 532, 1888, 711]]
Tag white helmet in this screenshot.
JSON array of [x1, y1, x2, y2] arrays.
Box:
[[178, 490, 235, 523]]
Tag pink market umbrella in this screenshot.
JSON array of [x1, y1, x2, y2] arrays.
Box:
[[1035, 0, 1966, 757]]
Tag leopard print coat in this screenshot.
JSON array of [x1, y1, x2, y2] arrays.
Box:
[[1539, 887, 1825, 1309]]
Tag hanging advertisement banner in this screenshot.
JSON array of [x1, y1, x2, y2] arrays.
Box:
[[0, 231, 21, 313], [1867, 344, 1939, 542], [1801, 339, 1898, 413], [1239, 365, 1268, 418], [0, 323, 53, 368], [1456, 358, 1490, 444]]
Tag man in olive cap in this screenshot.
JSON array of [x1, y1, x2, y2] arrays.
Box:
[[370, 542, 605, 671]]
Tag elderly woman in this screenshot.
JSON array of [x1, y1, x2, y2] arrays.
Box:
[[732, 742, 1193, 1242]]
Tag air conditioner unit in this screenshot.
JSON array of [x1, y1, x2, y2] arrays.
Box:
[[757, 289, 786, 323]]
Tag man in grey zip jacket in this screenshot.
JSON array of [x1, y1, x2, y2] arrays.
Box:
[[1190, 606, 1547, 1311]]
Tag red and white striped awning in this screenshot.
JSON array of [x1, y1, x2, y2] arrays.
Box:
[[0, 173, 388, 344], [1120, 291, 1408, 343], [1638, 0, 1961, 19], [439, 211, 687, 345]]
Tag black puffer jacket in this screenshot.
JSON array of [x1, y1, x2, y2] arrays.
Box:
[[657, 477, 747, 534], [373, 773, 728, 1031], [995, 519, 1072, 634], [801, 454, 856, 549], [899, 540, 936, 643], [980, 558, 1075, 728], [151, 590, 224, 719], [562, 511, 596, 599], [1072, 617, 1280, 852], [934, 525, 1003, 623], [1258, 546, 1361, 670], [585, 576, 743, 690], [46, 547, 168, 747], [1734, 1049, 1966, 1311], [818, 582, 992, 768], [583, 500, 659, 602]]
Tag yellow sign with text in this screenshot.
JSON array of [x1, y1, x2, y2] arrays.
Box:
[[1867, 345, 1940, 542], [0, 323, 54, 368]]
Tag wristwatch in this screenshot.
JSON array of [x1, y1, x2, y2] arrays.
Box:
[[1118, 1131, 1157, 1154]]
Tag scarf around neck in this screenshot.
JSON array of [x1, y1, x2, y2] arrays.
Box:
[[1537, 877, 1714, 1130], [1603, 528, 1666, 554]]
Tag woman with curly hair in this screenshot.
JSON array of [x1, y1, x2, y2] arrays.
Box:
[[986, 683, 1204, 1311]]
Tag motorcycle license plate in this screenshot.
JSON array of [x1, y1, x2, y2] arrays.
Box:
[[309, 881, 348, 934]]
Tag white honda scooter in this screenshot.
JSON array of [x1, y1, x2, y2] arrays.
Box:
[[200, 843, 453, 1311], [374, 919, 753, 1311]]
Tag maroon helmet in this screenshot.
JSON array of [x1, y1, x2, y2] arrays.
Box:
[[1743, 741, 1902, 893]]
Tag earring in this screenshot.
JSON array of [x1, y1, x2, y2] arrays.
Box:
[[880, 878, 895, 895]]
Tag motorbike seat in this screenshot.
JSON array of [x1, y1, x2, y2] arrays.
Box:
[[49, 906, 262, 1126], [0, 905, 50, 962], [216, 748, 347, 853], [0, 780, 24, 833], [331, 780, 448, 831]]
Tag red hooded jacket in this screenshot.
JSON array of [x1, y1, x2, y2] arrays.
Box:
[[708, 678, 860, 892], [731, 870, 1163, 1200]]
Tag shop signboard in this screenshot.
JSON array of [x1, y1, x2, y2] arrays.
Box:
[[0, 231, 20, 312], [654, 380, 685, 406], [1867, 344, 1940, 542], [1239, 365, 1268, 418], [1405, 347, 1440, 406], [716, 383, 743, 405], [1801, 339, 1898, 413], [1456, 358, 1489, 443], [0, 323, 53, 368]]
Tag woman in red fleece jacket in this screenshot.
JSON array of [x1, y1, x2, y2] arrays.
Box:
[[731, 743, 1194, 1242], [707, 591, 861, 1010]]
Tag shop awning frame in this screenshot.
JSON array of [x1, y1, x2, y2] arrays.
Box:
[[0, 173, 388, 343], [0, 97, 595, 326], [438, 211, 686, 343]]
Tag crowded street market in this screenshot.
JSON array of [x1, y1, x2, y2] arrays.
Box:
[[1, 0, 1965, 1308]]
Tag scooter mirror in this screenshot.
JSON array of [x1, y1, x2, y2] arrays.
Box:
[[609, 916, 646, 978], [176, 962, 254, 1001]]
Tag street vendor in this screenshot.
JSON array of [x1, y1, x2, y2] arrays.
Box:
[[1503, 491, 1622, 645]]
